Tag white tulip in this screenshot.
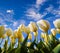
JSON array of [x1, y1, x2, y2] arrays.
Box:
[[53, 19, 60, 29], [28, 22, 38, 32], [51, 28, 56, 36], [37, 20, 50, 32], [0, 26, 5, 38], [6, 28, 13, 37]]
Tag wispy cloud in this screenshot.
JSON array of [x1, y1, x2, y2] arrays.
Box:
[[35, 0, 46, 8], [26, 0, 47, 21], [45, 5, 60, 17], [0, 9, 26, 29], [26, 8, 47, 21], [45, 5, 54, 12], [6, 10, 14, 14], [11, 19, 26, 29]]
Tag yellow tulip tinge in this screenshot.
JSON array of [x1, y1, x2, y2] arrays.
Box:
[[19, 24, 26, 32], [16, 28, 24, 42], [53, 19, 60, 34], [51, 28, 56, 36], [49, 34, 54, 41], [56, 29, 60, 34], [10, 35, 15, 44], [1, 34, 6, 39], [28, 33, 32, 40], [28, 22, 38, 37], [41, 32, 45, 39], [41, 32, 49, 43], [27, 42, 31, 47], [0, 18, 60, 53], [53, 19, 60, 29], [28, 22, 38, 32], [14, 30, 18, 39], [37, 20, 50, 32], [24, 26, 30, 35], [33, 31, 38, 37], [6, 28, 13, 37], [0, 25, 5, 38]]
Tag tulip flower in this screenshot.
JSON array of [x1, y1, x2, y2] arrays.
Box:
[[1, 34, 6, 39], [49, 34, 53, 40], [53, 19, 60, 29], [41, 32, 49, 43], [28, 33, 32, 40], [10, 35, 15, 44], [33, 31, 38, 37], [28, 22, 38, 32], [24, 26, 30, 35], [56, 29, 60, 33], [28, 22, 38, 37], [41, 32, 45, 39], [6, 28, 13, 37], [14, 30, 18, 39], [27, 42, 31, 47], [0, 26, 5, 38], [37, 20, 50, 32], [17, 28, 24, 42], [19, 35, 24, 43], [51, 28, 56, 36], [19, 24, 25, 32]]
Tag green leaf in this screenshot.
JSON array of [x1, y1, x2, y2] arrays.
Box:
[[53, 44, 60, 53], [22, 35, 28, 46], [29, 39, 36, 49]]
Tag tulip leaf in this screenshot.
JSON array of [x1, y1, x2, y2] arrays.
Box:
[[53, 44, 60, 53]]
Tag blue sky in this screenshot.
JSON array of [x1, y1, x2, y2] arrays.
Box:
[[0, 0, 60, 38]]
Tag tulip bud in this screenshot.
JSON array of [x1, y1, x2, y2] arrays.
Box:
[[51, 28, 56, 36], [14, 30, 18, 39], [0, 26, 5, 38], [24, 26, 30, 34], [28, 33, 32, 40], [10, 35, 15, 44], [56, 29, 60, 33], [19, 24, 25, 32], [6, 28, 13, 37], [53, 19, 60, 29], [37, 20, 50, 32], [17, 28, 24, 42], [27, 42, 31, 47], [33, 31, 38, 37], [28, 22, 38, 32], [41, 32, 45, 39], [18, 35, 24, 42], [1, 34, 6, 39], [49, 34, 52, 40]]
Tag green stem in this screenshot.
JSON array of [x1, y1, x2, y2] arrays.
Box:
[[18, 40, 20, 48]]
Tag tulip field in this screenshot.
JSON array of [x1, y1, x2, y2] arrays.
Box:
[[0, 19, 60, 53]]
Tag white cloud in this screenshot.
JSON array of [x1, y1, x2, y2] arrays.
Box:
[[4, 24, 8, 27], [36, 0, 46, 8], [6, 10, 14, 14], [0, 9, 15, 28], [13, 21, 18, 27], [10, 19, 26, 29], [57, 1, 60, 4], [45, 5, 60, 18], [19, 19, 26, 24], [45, 5, 53, 12], [26, 8, 47, 21], [13, 19, 26, 27], [25, 0, 47, 21]]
